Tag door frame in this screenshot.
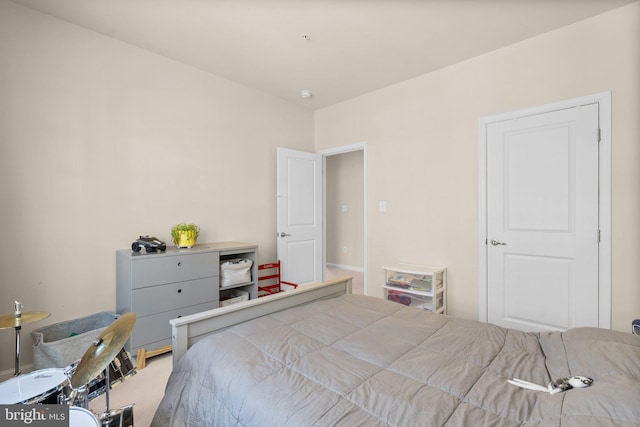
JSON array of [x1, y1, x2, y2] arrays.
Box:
[[318, 142, 369, 295], [478, 92, 611, 328]]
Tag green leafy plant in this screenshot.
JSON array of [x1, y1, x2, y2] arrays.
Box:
[[171, 223, 200, 247]]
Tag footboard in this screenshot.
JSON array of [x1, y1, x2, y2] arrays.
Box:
[[169, 276, 352, 367]]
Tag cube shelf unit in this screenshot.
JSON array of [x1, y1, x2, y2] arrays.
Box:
[[382, 263, 447, 314]]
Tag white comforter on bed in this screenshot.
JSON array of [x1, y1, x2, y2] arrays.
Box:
[[152, 294, 640, 426]]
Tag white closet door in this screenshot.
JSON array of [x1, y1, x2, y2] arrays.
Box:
[[486, 103, 599, 331]]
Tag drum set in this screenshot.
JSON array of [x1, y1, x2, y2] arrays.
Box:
[[0, 303, 137, 427]]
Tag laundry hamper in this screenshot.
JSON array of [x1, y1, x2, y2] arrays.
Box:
[[31, 312, 119, 370]]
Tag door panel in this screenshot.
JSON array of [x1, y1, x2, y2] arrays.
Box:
[[287, 158, 317, 226], [503, 254, 571, 330], [287, 239, 317, 284], [487, 104, 599, 331], [277, 147, 323, 285], [505, 126, 571, 231]]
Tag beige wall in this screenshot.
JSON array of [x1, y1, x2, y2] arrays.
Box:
[[326, 151, 364, 268], [0, 0, 313, 374], [1, 0, 638, 376], [315, 2, 640, 332]]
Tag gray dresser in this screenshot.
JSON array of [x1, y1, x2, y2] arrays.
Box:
[[116, 242, 258, 363]]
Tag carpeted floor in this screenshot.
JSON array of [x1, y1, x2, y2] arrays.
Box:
[[88, 353, 172, 427], [325, 266, 365, 294]]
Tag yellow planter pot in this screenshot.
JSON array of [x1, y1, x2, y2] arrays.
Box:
[[171, 224, 200, 248], [175, 232, 197, 248]]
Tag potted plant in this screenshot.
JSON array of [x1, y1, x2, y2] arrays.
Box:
[[171, 223, 200, 248]]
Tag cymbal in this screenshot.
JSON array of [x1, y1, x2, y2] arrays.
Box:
[[71, 312, 136, 389], [0, 311, 50, 330]]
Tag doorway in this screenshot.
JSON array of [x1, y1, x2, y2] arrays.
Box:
[[478, 93, 611, 331], [320, 143, 368, 295]]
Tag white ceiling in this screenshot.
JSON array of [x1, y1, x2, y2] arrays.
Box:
[[9, 0, 637, 110]]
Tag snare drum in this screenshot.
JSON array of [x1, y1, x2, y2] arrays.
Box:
[[0, 368, 70, 404], [67, 347, 136, 402], [69, 407, 99, 427]]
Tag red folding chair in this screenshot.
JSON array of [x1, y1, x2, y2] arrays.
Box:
[[258, 260, 298, 297]]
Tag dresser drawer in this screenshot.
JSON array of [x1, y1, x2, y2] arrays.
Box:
[[131, 301, 218, 349], [131, 252, 218, 288], [131, 277, 218, 317]]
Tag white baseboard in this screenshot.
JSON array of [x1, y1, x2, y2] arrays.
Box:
[[326, 263, 364, 273]]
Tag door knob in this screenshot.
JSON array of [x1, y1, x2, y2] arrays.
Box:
[[279, 232, 291, 238], [490, 239, 507, 246]]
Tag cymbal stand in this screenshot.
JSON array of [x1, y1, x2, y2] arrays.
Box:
[[101, 367, 113, 424], [99, 367, 136, 427], [13, 301, 22, 376]]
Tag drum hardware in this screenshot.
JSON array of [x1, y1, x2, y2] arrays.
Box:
[[99, 404, 134, 427], [70, 312, 136, 390], [0, 310, 136, 426], [65, 347, 135, 406], [0, 301, 50, 376], [69, 312, 137, 427], [96, 363, 136, 427]]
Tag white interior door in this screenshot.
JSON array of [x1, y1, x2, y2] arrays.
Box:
[[486, 104, 600, 331], [277, 147, 323, 285]]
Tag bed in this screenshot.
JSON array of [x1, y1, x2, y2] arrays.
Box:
[[152, 277, 640, 426]]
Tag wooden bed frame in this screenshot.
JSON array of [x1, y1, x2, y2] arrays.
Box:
[[170, 276, 353, 367]]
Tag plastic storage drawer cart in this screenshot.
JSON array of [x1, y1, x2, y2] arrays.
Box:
[[382, 264, 447, 314]]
